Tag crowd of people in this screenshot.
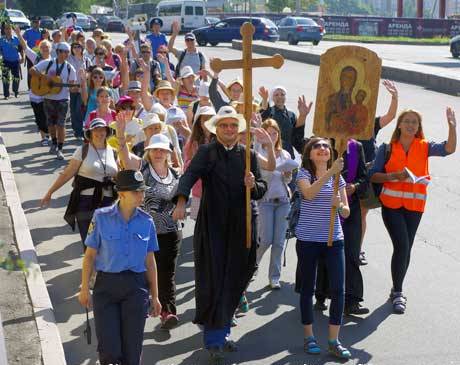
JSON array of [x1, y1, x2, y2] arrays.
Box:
[[1, 13, 458, 365]]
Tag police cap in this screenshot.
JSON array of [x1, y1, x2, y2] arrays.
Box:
[[115, 170, 147, 192], [150, 17, 163, 28]]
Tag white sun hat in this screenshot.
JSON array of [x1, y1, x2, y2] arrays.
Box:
[[144, 133, 172, 152], [205, 105, 246, 134]]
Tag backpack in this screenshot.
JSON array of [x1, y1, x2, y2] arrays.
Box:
[[286, 171, 315, 240], [372, 142, 392, 197], [176, 50, 204, 74]]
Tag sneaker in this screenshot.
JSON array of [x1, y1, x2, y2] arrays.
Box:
[[223, 340, 238, 352], [230, 315, 237, 327], [207, 346, 224, 365], [344, 303, 370, 315], [328, 339, 351, 360], [41, 138, 49, 146], [304, 336, 321, 355], [313, 299, 328, 311], [3, 96, 8, 100], [14, 92, 18, 98], [359, 251, 368, 266], [56, 150, 64, 160], [269, 280, 281, 290], [391, 292, 407, 314], [239, 295, 249, 313], [49, 144, 57, 154], [160, 312, 179, 330]]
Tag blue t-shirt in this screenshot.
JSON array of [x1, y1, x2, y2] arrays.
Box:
[[23, 28, 42, 48], [295, 168, 346, 243], [85, 204, 159, 273], [146, 32, 168, 57], [0, 36, 21, 62]]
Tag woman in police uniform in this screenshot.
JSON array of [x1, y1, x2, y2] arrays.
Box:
[[78, 169, 162, 365]]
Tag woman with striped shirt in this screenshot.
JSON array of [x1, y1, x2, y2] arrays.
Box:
[[295, 137, 351, 359]]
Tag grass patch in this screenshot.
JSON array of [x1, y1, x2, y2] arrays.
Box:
[[323, 34, 450, 44]]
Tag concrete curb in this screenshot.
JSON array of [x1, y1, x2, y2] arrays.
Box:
[[0, 132, 67, 365], [232, 40, 460, 95], [0, 311, 8, 365]]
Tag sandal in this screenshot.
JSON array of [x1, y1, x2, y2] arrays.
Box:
[[304, 336, 321, 355], [328, 340, 351, 359], [392, 292, 407, 314]]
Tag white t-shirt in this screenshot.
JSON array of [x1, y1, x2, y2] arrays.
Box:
[[72, 144, 118, 196], [26, 47, 51, 103], [259, 148, 291, 200], [34, 58, 77, 101]]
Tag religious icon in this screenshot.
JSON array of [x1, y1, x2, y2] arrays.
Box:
[[313, 46, 382, 141]]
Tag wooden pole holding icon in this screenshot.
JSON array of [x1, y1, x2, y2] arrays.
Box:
[[312, 45, 382, 247], [210, 23, 284, 248]]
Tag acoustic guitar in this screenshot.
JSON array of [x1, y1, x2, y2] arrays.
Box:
[[31, 74, 79, 96]]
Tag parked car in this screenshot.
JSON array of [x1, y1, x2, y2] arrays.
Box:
[[98, 15, 125, 32], [5, 9, 30, 30], [87, 15, 98, 30], [39, 16, 56, 30], [450, 35, 460, 58], [192, 17, 279, 46], [57, 12, 91, 31], [278, 16, 323, 45], [205, 16, 220, 26]]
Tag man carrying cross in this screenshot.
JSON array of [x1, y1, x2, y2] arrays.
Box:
[[172, 106, 267, 363]]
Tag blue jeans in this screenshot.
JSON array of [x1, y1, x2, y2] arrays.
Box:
[[203, 324, 231, 349], [257, 199, 290, 282], [296, 240, 345, 325], [70, 92, 83, 138]]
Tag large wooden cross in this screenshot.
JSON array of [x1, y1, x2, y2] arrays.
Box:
[[210, 22, 284, 248]]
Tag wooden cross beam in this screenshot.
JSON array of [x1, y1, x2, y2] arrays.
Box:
[[210, 22, 284, 248]]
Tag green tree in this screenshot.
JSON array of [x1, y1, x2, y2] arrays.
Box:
[[266, 0, 290, 13]]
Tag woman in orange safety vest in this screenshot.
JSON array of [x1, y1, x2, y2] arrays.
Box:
[[370, 108, 456, 314]]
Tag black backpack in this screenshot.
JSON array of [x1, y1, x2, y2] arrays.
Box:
[[372, 142, 392, 197]]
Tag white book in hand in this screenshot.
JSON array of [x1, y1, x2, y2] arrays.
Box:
[[404, 167, 430, 185]]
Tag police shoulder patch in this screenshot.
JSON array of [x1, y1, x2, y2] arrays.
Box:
[[87, 220, 96, 235]]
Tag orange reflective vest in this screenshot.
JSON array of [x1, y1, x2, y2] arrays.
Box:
[[380, 138, 429, 213]]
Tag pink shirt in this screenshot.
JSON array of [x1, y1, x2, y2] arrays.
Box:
[[85, 109, 116, 129]]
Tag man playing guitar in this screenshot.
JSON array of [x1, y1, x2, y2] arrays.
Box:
[[29, 42, 78, 160]]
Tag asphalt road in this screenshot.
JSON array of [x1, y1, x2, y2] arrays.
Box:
[[1, 35, 460, 365]]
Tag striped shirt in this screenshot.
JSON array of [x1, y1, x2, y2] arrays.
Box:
[[176, 86, 198, 112], [295, 168, 346, 243]]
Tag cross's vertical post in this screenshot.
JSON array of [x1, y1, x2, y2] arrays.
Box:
[[241, 22, 255, 249]]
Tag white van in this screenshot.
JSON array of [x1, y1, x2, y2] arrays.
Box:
[[156, 0, 206, 32]]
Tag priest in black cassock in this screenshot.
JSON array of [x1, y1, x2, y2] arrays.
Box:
[[173, 106, 267, 363]]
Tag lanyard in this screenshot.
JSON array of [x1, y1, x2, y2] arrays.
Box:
[[92, 144, 107, 176]]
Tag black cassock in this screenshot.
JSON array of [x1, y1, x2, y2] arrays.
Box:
[[175, 141, 267, 329]]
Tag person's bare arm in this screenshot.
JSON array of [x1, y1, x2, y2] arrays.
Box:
[[298, 159, 343, 200], [168, 21, 180, 57], [379, 80, 398, 128], [139, 59, 153, 110], [41, 159, 82, 206], [445, 107, 457, 154], [115, 112, 142, 170]]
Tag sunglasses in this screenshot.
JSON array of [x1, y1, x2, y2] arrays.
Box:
[[95, 52, 105, 56], [73, 45, 82, 49], [141, 50, 151, 54], [312, 142, 330, 150], [185, 39, 195, 42]]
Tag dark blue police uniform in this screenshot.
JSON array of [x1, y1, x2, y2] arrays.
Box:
[[86, 203, 159, 365]]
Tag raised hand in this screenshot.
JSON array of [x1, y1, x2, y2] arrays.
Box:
[[382, 79, 398, 99], [330, 157, 344, 175], [298, 95, 313, 115], [250, 112, 262, 128], [172, 20, 180, 35], [251, 127, 271, 145], [258, 86, 269, 101], [446, 107, 457, 128], [137, 58, 150, 72], [156, 53, 168, 65]]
